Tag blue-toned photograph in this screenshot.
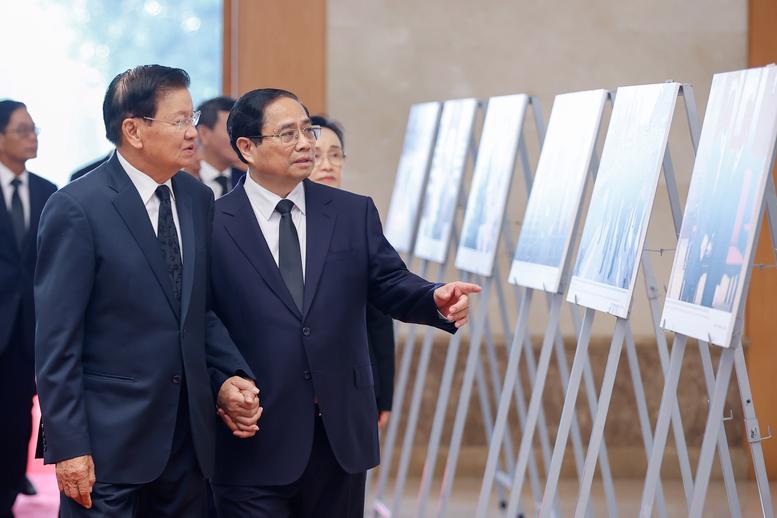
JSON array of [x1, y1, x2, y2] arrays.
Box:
[[414, 98, 477, 263], [572, 84, 677, 289], [667, 67, 777, 313], [509, 89, 606, 292]]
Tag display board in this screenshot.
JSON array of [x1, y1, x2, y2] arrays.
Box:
[[384, 102, 442, 253], [509, 89, 608, 292], [414, 98, 478, 263], [566, 83, 679, 318], [662, 66, 777, 347], [455, 94, 529, 276]]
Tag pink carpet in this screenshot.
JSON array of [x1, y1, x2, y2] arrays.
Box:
[[13, 397, 59, 517]]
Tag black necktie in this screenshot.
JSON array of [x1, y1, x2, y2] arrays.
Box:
[[276, 199, 304, 311], [156, 185, 182, 312], [9, 178, 25, 250], [214, 175, 229, 197]]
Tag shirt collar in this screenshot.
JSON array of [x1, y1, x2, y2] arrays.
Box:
[[117, 151, 175, 205], [0, 161, 28, 188], [199, 160, 231, 183], [244, 172, 306, 221]]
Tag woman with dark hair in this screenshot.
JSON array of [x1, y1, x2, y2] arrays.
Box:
[[309, 114, 395, 430]]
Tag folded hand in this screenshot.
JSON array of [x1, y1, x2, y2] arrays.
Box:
[[217, 376, 263, 438]]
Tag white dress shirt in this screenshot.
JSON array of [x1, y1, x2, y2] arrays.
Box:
[[0, 161, 30, 227], [199, 160, 232, 198], [243, 172, 306, 280], [117, 152, 183, 261]]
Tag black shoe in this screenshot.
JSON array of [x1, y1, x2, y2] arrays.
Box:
[[19, 476, 36, 496]]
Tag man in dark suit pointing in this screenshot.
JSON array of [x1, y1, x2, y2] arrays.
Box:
[[35, 65, 261, 517], [208, 88, 479, 517]]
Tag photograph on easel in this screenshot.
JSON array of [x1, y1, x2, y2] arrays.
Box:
[[566, 82, 679, 318], [384, 102, 441, 253], [663, 65, 777, 347], [455, 94, 528, 276], [414, 98, 478, 263], [509, 89, 607, 293]]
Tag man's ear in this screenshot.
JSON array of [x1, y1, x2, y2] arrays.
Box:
[[121, 118, 144, 150], [235, 137, 255, 166]]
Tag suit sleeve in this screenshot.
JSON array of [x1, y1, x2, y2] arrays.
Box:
[[366, 303, 395, 410], [203, 194, 254, 394], [365, 197, 456, 334], [34, 191, 95, 464]]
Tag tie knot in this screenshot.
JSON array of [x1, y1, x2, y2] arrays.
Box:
[[10, 178, 21, 188], [275, 199, 294, 216], [155, 185, 171, 202]]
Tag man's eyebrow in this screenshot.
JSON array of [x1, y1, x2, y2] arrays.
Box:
[[276, 118, 312, 131]]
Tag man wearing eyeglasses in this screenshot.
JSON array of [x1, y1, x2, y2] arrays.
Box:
[[35, 64, 261, 518], [207, 88, 480, 517], [0, 100, 56, 518]]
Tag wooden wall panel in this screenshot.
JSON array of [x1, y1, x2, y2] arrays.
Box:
[[746, 0, 777, 478], [223, 0, 326, 114]]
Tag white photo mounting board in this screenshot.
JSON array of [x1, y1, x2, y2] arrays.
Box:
[[662, 66, 777, 347], [509, 89, 608, 292], [414, 98, 478, 263], [567, 83, 680, 318], [384, 102, 442, 253], [455, 94, 529, 276]]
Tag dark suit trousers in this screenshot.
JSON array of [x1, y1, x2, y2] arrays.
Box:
[[212, 413, 366, 518], [0, 310, 34, 518], [59, 384, 206, 518]]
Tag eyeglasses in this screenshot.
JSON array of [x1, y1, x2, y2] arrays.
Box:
[[142, 110, 201, 131], [247, 125, 321, 146], [3, 125, 40, 138], [314, 149, 346, 166]]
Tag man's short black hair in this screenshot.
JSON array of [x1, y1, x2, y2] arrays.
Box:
[[196, 96, 236, 130], [102, 64, 190, 145], [310, 115, 345, 152], [227, 88, 309, 164], [0, 100, 27, 133]]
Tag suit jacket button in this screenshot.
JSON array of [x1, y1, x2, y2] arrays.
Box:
[[302, 327, 311, 337], [304, 370, 312, 380], [172, 375, 181, 384]]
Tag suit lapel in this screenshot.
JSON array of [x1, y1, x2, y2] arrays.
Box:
[[302, 180, 336, 318], [222, 185, 302, 319], [173, 175, 195, 327], [107, 156, 179, 318]]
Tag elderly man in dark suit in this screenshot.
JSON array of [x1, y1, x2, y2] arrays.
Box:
[[208, 88, 479, 517], [35, 65, 262, 518], [0, 100, 57, 518]]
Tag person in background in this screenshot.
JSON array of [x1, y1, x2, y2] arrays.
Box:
[[69, 152, 112, 182], [309, 114, 394, 429], [196, 96, 244, 198], [0, 100, 57, 518]]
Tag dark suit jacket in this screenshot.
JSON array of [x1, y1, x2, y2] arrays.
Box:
[[0, 172, 56, 357], [366, 304, 395, 411], [228, 166, 245, 191], [69, 152, 113, 182], [209, 178, 455, 486], [35, 154, 252, 484]]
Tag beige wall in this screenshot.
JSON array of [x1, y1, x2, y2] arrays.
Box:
[[327, 0, 746, 338]]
